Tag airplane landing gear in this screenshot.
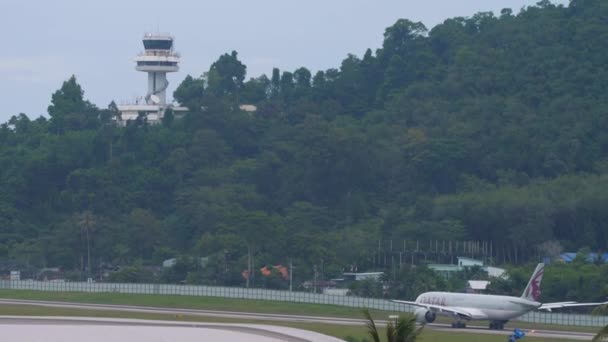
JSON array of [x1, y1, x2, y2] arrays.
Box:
[[489, 321, 507, 330], [451, 322, 466, 329]]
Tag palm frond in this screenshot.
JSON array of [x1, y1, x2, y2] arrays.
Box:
[[394, 314, 423, 342], [363, 309, 381, 342], [593, 304, 608, 316], [593, 325, 608, 342], [592, 304, 608, 341], [386, 319, 396, 342]]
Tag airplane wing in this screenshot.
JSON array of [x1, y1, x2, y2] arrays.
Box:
[[391, 300, 477, 319], [539, 301, 608, 312]]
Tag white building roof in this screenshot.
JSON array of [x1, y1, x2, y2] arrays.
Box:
[[457, 257, 484, 266], [117, 104, 161, 112], [343, 272, 384, 281], [467, 280, 491, 290], [486, 266, 507, 279], [239, 104, 258, 112]]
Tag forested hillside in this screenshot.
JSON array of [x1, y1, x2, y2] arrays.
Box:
[[1, 0, 607, 286]]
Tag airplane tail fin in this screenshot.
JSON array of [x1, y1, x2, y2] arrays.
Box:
[[521, 263, 544, 302]]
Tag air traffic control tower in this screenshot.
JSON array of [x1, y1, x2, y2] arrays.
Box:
[[117, 33, 187, 125], [136, 33, 179, 106]]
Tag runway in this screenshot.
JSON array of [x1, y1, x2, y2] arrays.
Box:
[[0, 299, 596, 340], [0, 316, 343, 341]]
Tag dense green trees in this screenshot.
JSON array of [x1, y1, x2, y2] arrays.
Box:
[[490, 262, 608, 303], [1, 1, 608, 289], [48, 76, 99, 133]]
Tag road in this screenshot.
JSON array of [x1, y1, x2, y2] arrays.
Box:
[[0, 299, 596, 340]]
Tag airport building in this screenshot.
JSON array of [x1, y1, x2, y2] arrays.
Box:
[[428, 257, 506, 279], [115, 33, 187, 126]]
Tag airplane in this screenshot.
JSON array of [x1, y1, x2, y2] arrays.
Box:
[[392, 263, 608, 330]]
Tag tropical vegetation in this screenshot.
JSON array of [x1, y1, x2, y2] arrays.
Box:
[[0, 0, 607, 300]]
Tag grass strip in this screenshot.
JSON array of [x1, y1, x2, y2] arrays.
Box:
[[0, 289, 598, 334], [0, 304, 581, 342]]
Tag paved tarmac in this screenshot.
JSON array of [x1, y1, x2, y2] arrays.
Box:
[[0, 299, 597, 340], [0, 316, 344, 341]]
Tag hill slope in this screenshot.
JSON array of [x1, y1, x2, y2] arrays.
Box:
[[0, 0, 607, 284]]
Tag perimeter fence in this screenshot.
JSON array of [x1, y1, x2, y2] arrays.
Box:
[[0, 280, 606, 328]]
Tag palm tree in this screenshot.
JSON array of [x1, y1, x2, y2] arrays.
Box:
[[76, 210, 96, 279], [363, 309, 422, 342], [595, 329, 608, 342], [593, 304, 608, 342]]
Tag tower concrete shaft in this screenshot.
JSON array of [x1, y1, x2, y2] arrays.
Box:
[[147, 72, 169, 105]]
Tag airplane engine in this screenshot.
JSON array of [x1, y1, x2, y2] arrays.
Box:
[[414, 308, 436, 324]]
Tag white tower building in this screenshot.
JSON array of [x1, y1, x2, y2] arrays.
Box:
[[136, 34, 180, 106], [116, 33, 187, 125]]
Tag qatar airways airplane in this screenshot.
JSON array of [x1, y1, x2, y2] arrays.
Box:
[[393, 263, 607, 330]]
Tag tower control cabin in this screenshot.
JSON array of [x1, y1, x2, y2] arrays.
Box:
[[116, 33, 187, 125]]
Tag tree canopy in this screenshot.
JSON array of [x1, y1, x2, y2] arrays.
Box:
[[1, 0, 607, 288]]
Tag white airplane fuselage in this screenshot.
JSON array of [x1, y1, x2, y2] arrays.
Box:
[[416, 291, 541, 321]]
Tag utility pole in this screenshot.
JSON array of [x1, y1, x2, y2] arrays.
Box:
[[86, 226, 91, 280], [78, 211, 94, 281], [289, 260, 293, 292], [313, 264, 317, 294], [246, 245, 251, 288], [320, 259, 324, 282]]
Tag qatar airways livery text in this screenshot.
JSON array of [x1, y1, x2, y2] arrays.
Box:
[[393, 263, 607, 330]]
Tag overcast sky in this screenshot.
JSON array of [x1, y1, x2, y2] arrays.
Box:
[[1, 0, 567, 123]]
